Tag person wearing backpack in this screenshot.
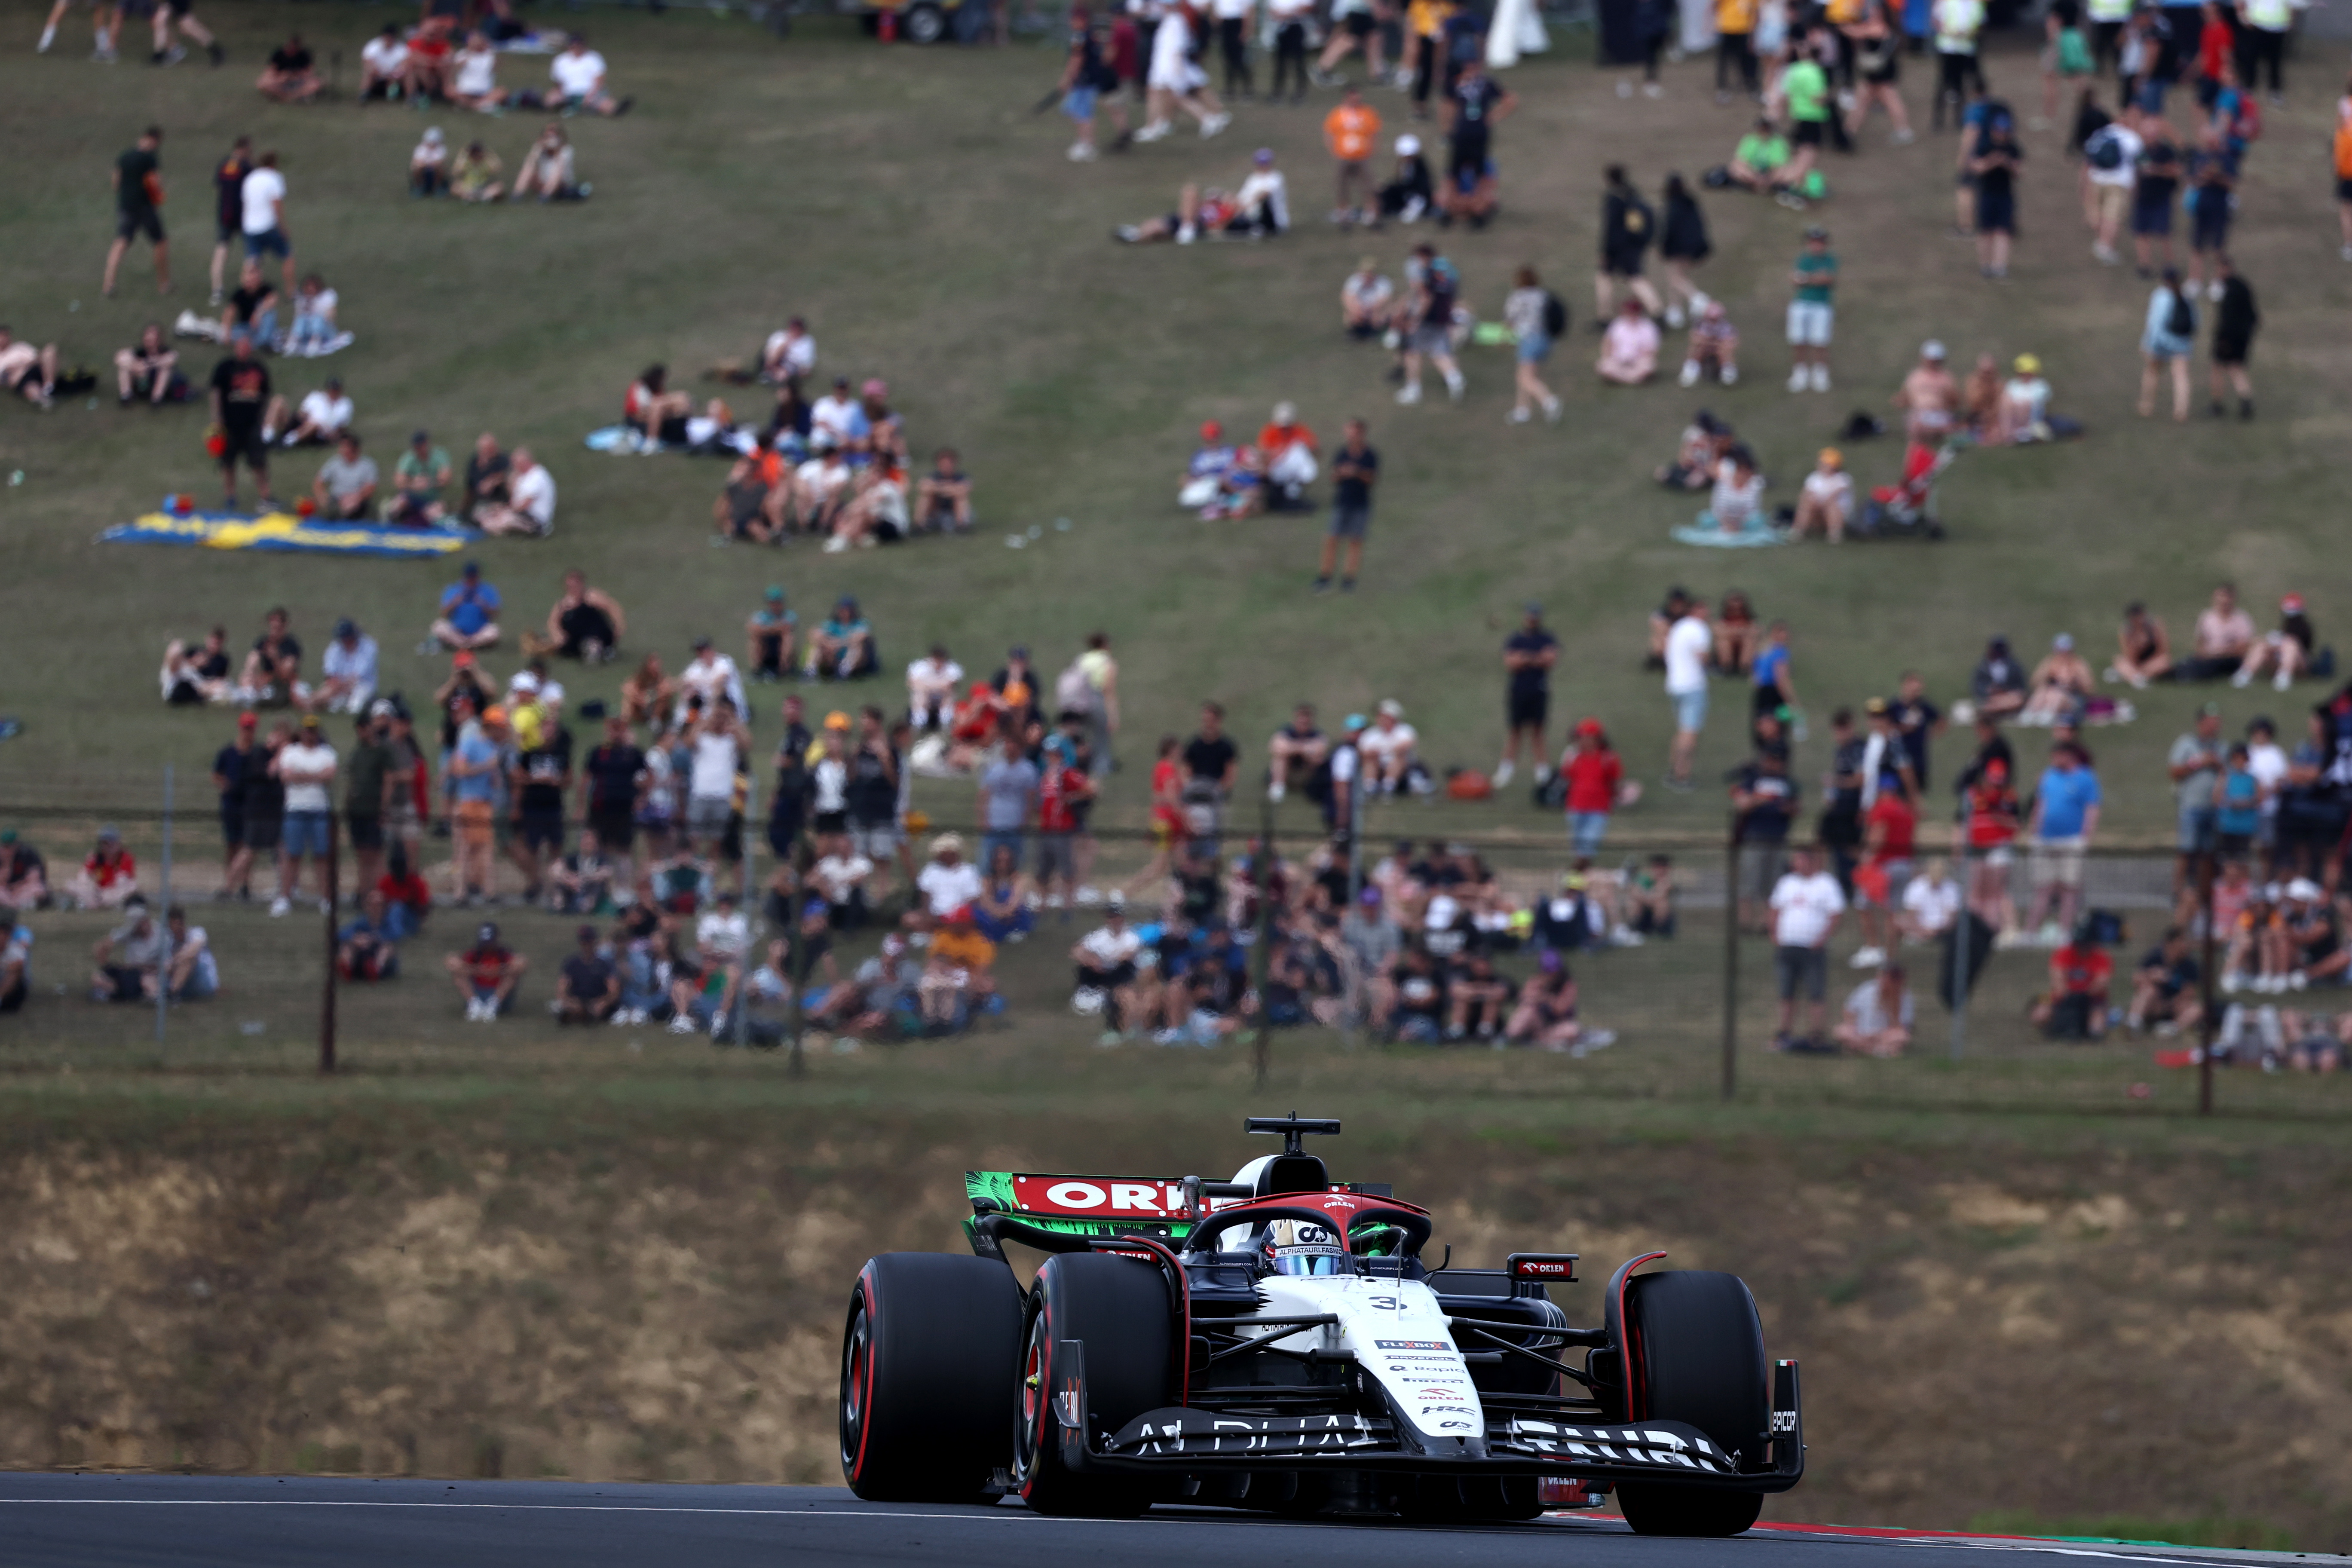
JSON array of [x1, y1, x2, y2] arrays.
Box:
[[1502, 266, 1564, 425], [2139, 267, 2198, 422], [1657, 173, 1714, 328], [1595, 165, 1663, 322], [2082, 103, 2143, 263], [2131, 114, 2184, 275]]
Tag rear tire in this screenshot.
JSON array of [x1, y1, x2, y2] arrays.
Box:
[[1615, 1268, 1770, 1538], [840, 1253, 1022, 1502], [1013, 1252, 1173, 1518]]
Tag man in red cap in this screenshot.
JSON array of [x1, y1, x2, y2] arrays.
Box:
[[1181, 420, 1235, 507]]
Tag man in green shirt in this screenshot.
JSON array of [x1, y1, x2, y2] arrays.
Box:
[[390, 428, 453, 526], [1729, 118, 1789, 193], [1785, 227, 1838, 394], [343, 703, 399, 891], [1777, 51, 1830, 208]]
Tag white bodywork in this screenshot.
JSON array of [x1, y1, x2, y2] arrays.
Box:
[[1252, 1273, 1485, 1450]]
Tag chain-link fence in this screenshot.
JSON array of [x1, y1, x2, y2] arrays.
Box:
[[5, 763, 2347, 1123]]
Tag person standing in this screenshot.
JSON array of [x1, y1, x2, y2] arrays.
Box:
[[2084, 105, 2143, 264], [1969, 116, 2021, 279], [1265, 0, 1312, 101], [240, 150, 294, 297], [205, 136, 250, 308], [211, 712, 257, 897], [1058, 7, 1129, 163], [1595, 165, 1663, 322], [1440, 57, 1513, 226], [2139, 267, 2197, 422], [1775, 36, 1833, 202], [1657, 174, 1712, 328], [1212, 0, 1255, 100], [2207, 254, 2258, 419], [1785, 227, 1837, 393], [2131, 113, 2183, 276], [1313, 417, 1378, 592], [1502, 267, 1561, 424], [343, 703, 398, 896], [150, 0, 223, 66], [2168, 701, 2225, 896], [271, 714, 339, 918], [1768, 844, 1846, 1049], [104, 126, 169, 299], [207, 331, 273, 510], [1715, 0, 1759, 101], [2021, 741, 2101, 943], [1929, 0, 1985, 131], [1395, 244, 1464, 405], [1662, 591, 1710, 790], [1323, 83, 1382, 224], [2236, 0, 2287, 102], [1495, 603, 1559, 789]]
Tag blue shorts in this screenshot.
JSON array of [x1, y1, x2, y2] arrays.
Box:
[[2177, 804, 2217, 854], [282, 809, 331, 857], [243, 226, 291, 259], [1063, 84, 1098, 121], [1516, 331, 1553, 364], [1672, 688, 1708, 734], [1567, 811, 1609, 856], [2132, 200, 2172, 238]]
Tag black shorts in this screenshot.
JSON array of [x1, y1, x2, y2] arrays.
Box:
[[216, 214, 239, 245], [589, 812, 634, 855], [2212, 336, 2250, 367], [167, 0, 192, 15], [1329, 501, 1372, 539], [518, 811, 565, 852], [2132, 200, 2173, 237], [244, 813, 282, 850], [2339, 177, 2352, 204], [1791, 118, 1825, 147], [1975, 188, 2015, 234], [117, 208, 164, 244], [2191, 200, 2230, 250], [1601, 246, 1647, 278], [220, 424, 268, 473], [220, 807, 245, 848], [813, 809, 848, 837], [347, 812, 384, 852], [103, 966, 148, 1003], [1344, 11, 1373, 36], [1774, 943, 1827, 1001], [1507, 688, 1548, 730]]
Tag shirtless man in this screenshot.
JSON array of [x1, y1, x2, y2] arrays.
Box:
[[1891, 339, 1960, 447], [0, 328, 61, 409]]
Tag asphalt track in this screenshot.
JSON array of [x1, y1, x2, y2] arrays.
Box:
[[0, 1476, 2315, 1568]]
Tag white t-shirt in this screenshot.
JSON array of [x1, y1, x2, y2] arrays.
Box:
[[811, 755, 847, 813], [696, 909, 750, 960], [814, 851, 876, 902], [763, 329, 816, 379], [1357, 722, 1417, 766], [1801, 468, 1853, 508], [511, 463, 556, 529], [1214, 0, 1252, 18], [241, 166, 287, 236], [1932, 0, 1982, 52], [551, 48, 607, 98], [1269, 0, 1314, 19], [1147, 10, 1194, 88], [1329, 742, 1360, 790], [810, 393, 863, 447], [1902, 876, 1960, 935], [907, 655, 964, 703], [277, 740, 338, 814], [679, 654, 740, 710], [454, 45, 499, 96], [298, 389, 353, 434], [2086, 123, 2142, 189], [918, 860, 984, 917], [362, 35, 409, 74], [1345, 272, 1394, 312], [2248, 740, 2288, 816], [1081, 925, 1144, 966], [1843, 977, 1914, 1034], [1770, 871, 1847, 947], [688, 730, 739, 801], [1234, 168, 1290, 232], [1664, 614, 1711, 696]]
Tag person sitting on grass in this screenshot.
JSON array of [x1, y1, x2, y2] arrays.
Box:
[[0, 327, 61, 409], [549, 34, 631, 118], [257, 32, 322, 104], [160, 626, 233, 706], [282, 273, 348, 358], [1503, 949, 1581, 1048], [363, 24, 414, 101], [556, 923, 622, 1023], [387, 429, 452, 527], [67, 827, 141, 912], [449, 30, 506, 112], [1596, 297, 1660, 385], [526, 569, 627, 664], [1115, 148, 1290, 244], [445, 919, 526, 1021], [167, 907, 222, 1000], [337, 889, 402, 981], [410, 127, 450, 197], [114, 324, 182, 407], [2234, 593, 2314, 693], [1833, 962, 1913, 1056], [475, 447, 554, 537], [1726, 117, 1791, 193], [430, 561, 503, 652], [1676, 301, 1739, 388], [1970, 635, 2027, 720], [626, 365, 694, 448], [1697, 444, 1764, 535], [1373, 133, 1434, 227], [805, 597, 879, 681], [914, 448, 973, 533], [1342, 257, 1395, 338], [311, 433, 380, 521], [273, 376, 351, 450], [462, 432, 511, 521], [450, 140, 505, 204], [2030, 926, 2111, 1039], [1654, 410, 1733, 490], [2019, 633, 2095, 724], [1995, 353, 2055, 443], [2125, 926, 2201, 1034], [1790, 447, 1852, 541], [515, 123, 585, 201], [88, 895, 167, 1003]]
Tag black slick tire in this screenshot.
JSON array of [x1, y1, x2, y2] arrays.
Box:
[[1013, 1252, 1174, 1518], [1614, 1269, 1769, 1538], [840, 1252, 1023, 1502]]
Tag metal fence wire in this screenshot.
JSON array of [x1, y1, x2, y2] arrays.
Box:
[[1, 769, 2343, 1121]]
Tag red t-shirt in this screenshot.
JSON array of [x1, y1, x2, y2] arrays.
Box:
[[2052, 945, 2112, 997], [465, 943, 517, 990], [2197, 19, 2230, 80], [377, 870, 431, 915], [1562, 750, 1623, 815], [1037, 762, 1084, 834], [84, 849, 139, 888], [1151, 756, 1185, 832], [1865, 793, 1917, 864], [1966, 783, 2018, 848]]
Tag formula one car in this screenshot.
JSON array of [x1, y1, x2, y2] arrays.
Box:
[[839, 1115, 1804, 1534]]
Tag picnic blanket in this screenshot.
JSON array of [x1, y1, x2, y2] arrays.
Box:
[[103, 507, 469, 558], [1671, 511, 1789, 548], [585, 423, 757, 456]]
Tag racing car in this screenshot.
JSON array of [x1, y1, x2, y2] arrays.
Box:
[[838, 1114, 1804, 1534]]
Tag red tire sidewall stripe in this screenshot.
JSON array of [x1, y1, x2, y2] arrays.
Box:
[[849, 1265, 879, 1485]]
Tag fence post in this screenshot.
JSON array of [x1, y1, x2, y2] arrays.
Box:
[[1948, 841, 1969, 1061], [156, 764, 174, 1046], [1252, 795, 1276, 1089], [785, 836, 808, 1080], [1721, 818, 1740, 1101], [2197, 849, 2216, 1115], [319, 819, 338, 1075], [735, 776, 756, 1050]]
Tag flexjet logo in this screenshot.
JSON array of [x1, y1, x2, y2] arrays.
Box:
[[1375, 1340, 1449, 1351]]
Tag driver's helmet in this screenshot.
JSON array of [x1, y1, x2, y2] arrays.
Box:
[[1266, 1218, 1346, 1277]]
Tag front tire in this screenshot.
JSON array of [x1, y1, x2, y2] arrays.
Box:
[[1615, 1269, 1770, 1538], [1013, 1252, 1173, 1518], [840, 1253, 1022, 1502]]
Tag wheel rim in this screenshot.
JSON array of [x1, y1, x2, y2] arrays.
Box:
[[1012, 1311, 1049, 1490], [839, 1300, 873, 1480]]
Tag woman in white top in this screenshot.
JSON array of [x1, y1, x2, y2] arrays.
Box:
[[1703, 446, 1765, 534], [1501, 266, 1561, 425], [1790, 447, 1852, 540], [1136, 3, 1230, 142], [450, 31, 505, 110]]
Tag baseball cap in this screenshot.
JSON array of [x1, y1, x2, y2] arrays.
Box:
[[1921, 340, 1946, 360], [1803, 225, 1829, 241], [452, 649, 476, 669], [477, 921, 499, 943], [1819, 447, 1842, 467], [1253, 147, 1274, 165], [300, 713, 321, 730], [238, 712, 258, 729], [1200, 420, 1223, 441], [1395, 133, 1420, 155], [368, 698, 397, 720], [98, 824, 121, 841], [1358, 885, 1382, 906], [2283, 593, 2306, 612], [482, 704, 508, 726], [2014, 352, 2041, 374], [823, 710, 851, 730], [765, 585, 784, 602], [1106, 891, 1126, 912], [462, 559, 481, 577], [411, 429, 431, 446], [2289, 877, 2324, 902], [1378, 698, 1404, 718], [1574, 717, 1603, 738], [576, 923, 599, 942], [2053, 633, 2074, 651], [1342, 713, 1367, 732], [862, 377, 888, 399], [1864, 695, 1889, 716], [692, 635, 713, 651]]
